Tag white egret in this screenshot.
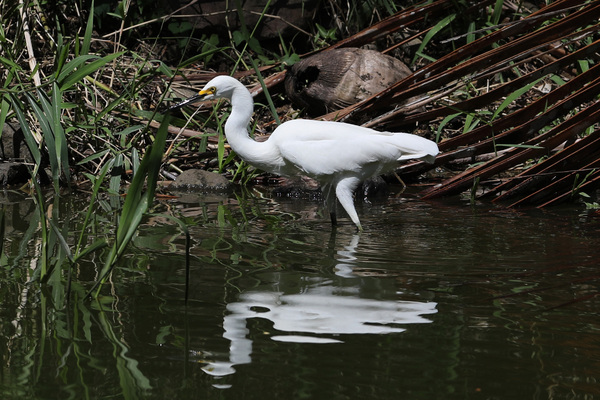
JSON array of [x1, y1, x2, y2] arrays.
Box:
[[171, 75, 439, 230]]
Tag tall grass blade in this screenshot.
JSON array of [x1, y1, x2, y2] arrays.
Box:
[[109, 153, 124, 194], [58, 52, 124, 91], [0, 56, 21, 70], [54, 39, 70, 78], [467, 21, 476, 44], [81, 0, 94, 55], [10, 94, 42, 170], [28, 87, 70, 191], [0, 55, 17, 135], [491, 76, 545, 121], [250, 56, 280, 125], [412, 14, 456, 64], [0, 207, 4, 258], [48, 218, 74, 264], [52, 83, 71, 186], [0, 94, 10, 134], [436, 112, 460, 141], [55, 54, 97, 82], [77, 163, 113, 258], [491, 0, 504, 26], [87, 114, 172, 298], [75, 239, 109, 261]]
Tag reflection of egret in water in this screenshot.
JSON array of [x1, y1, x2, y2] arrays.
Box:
[[334, 234, 360, 278], [200, 234, 438, 378]]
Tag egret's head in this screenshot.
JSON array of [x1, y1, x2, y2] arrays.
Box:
[[199, 75, 239, 100], [169, 75, 237, 111]]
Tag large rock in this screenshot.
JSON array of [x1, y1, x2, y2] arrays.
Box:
[[0, 121, 49, 186], [0, 163, 30, 186], [1, 121, 36, 163], [285, 48, 413, 116]]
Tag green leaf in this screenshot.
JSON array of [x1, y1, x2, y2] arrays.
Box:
[[114, 124, 144, 137], [0, 56, 21, 70], [0, 95, 9, 137], [56, 54, 97, 82], [414, 51, 437, 63], [490, 0, 504, 25], [491, 76, 545, 121], [88, 114, 171, 298], [77, 148, 110, 165], [110, 153, 124, 194], [155, 60, 174, 78], [168, 21, 192, 34], [0, 208, 5, 257], [55, 39, 70, 77], [281, 52, 300, 66], [413, 14, 456, 64], [179, 46, 227, 68], [30, 89, 62, 191], [58, 52, 124, 91], [75, 160, 114, 256], [82, 0, 95, 55], [232, 30, 245, 46], [578, 59, 590, 73], [550, 74, 566, 86], [218, 127, 226, 172], [467, 21, 476, 44], [74, 238, 109, 261], [11, 94, 42, 167], [52, 82, 70, 185], [48, 218, 74, 263]]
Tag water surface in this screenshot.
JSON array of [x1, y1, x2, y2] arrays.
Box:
[[1, 188, 599, 399]]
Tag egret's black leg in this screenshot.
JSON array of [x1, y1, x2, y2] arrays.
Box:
[[322, 183, 338, 227], [394, 172, 407, 194]]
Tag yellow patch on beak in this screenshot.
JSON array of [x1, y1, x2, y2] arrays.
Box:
[[199, 86, 216, 97]]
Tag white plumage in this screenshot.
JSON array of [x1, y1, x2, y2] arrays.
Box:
[[175, 75, 439, 230]]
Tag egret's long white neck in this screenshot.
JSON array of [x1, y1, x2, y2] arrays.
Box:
[[224, 85, 254, 140], [223, 84, 282, 173]]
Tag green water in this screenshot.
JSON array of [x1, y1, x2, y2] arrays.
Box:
[[1, 188, 599, 399]]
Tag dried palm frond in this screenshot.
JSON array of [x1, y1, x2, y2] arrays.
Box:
[[309, 0, 600, 206]]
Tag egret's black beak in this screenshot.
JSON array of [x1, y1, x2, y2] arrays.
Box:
[[168, 93, 204, 111]]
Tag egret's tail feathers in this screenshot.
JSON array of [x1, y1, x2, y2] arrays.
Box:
[[420, 154, 437, 164], [389, 133, 439, 164], [397, 152, 438, 163]]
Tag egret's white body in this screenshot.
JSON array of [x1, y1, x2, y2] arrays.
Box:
[[181, 75, 439, 230]]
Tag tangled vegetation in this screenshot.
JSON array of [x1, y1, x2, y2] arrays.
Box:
[[3, 0, 600, 199]]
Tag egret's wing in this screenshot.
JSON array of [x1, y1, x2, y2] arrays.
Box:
[[277, 136, 399, 177], [274, 120, 438, 177]]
